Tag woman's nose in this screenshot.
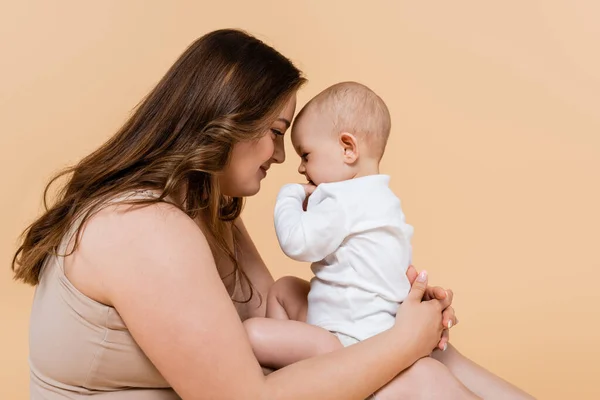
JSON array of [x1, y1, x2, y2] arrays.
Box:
[[272, 138, 285, 164]]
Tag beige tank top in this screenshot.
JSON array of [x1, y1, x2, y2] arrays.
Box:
[[29, 193, 181, 399]]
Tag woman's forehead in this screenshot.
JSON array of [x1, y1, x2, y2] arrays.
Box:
[[279, 95, 297, 119]]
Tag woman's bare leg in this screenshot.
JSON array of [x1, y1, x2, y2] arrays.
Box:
[[376, 357, 481, 400], [432, 344, 535, 399]]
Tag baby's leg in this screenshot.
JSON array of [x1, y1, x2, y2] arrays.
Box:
[[243, 317, 342, 369], [266, 276, 310, 321], [245, 276, 340, 369]]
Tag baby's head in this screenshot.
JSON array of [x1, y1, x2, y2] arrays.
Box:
[[291, 82, 391, 185]]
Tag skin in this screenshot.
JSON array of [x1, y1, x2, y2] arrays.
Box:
[[291, 103, 380, 187], [218, 98, 295, 197], [62, 93, 533, 399], [243, 102, 460, 398]]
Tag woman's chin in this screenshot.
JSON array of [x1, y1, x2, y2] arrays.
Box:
[[227, 181, 261, 198], [244, 183, 261, 197], [219, 174, 262, 197]]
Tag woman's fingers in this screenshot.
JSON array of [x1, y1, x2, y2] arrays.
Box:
[[437, 306, 457, 351], [405, 267, 456, 351], [438, 329, 450, 351], [424, 286, 446, 301], [433, 290, 453, 312], [443, 289, 453, 308], [406, 264, 418, 285], [406, 270, 428, 302], [442, 306, 456, 329]]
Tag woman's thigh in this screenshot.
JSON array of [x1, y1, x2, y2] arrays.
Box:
[[375, 357, 480, 400]]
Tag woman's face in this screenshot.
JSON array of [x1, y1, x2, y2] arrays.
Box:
[[218, 95, 297, 197]]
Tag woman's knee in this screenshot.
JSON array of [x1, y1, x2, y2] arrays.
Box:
[[380, 357, 479, 400], [401, 357, 451, 386]]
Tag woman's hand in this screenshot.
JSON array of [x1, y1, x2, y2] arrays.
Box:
[[406, 265, 457, 351], [393, 270, 451, 360]]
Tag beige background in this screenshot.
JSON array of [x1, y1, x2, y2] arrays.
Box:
[[1, 1, 599, 398]]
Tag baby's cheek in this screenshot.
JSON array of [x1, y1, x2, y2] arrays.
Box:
[[313, 166, 333, 183]]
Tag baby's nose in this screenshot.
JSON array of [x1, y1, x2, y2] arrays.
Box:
[[297, 163, 305, 174]]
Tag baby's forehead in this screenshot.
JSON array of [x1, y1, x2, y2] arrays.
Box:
[[299, 102, 328, 122], [290, 115, 317, 151], [290, 119, 307, 148], [292, 112, 326, 145], [293, 102, 331, 132]]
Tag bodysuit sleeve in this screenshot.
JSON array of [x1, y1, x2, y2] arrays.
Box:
[[274, 184, 348, 262]]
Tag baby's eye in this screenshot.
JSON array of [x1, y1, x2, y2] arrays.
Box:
[[301, 153, 309, 161]]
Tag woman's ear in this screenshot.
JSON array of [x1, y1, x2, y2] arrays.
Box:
[[339, 132, 359, 164]]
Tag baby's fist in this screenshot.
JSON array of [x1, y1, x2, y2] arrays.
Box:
[[301, 184, 317, 196], [301, 184, 316, 211]]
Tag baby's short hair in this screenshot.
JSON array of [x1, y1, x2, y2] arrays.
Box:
[[298, 82, 391, 160]]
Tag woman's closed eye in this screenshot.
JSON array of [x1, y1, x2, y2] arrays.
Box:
[[271, 128, 284, 137]]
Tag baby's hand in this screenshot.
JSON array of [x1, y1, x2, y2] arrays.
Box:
[[301, 184, 317, 211], [301, 183, 317, 196]]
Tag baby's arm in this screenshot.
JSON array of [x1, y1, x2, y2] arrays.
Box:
[[274, 184, 348, 262]]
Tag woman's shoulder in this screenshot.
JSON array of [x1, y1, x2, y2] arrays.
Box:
[[65, 197, 212, 306], [83, 197, 201, 251]]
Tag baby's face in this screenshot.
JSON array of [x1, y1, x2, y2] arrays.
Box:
[[291, 110, 353, 186]]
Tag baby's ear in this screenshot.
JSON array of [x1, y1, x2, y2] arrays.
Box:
[[339, 132, 359, 164]]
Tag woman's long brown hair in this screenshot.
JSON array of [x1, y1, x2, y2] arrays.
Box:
[[12, 29, 305, 302]]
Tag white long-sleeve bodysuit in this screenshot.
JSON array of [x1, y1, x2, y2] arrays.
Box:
[[274, 175, 414, 341]]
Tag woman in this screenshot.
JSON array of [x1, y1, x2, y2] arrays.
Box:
[[13, 29, 532, 399]]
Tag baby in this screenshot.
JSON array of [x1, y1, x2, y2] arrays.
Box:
[[245, 82, 415, 396]]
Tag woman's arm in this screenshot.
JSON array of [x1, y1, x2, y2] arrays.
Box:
[[79, 202, 448, 399], [233, 218, 275, 320]]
